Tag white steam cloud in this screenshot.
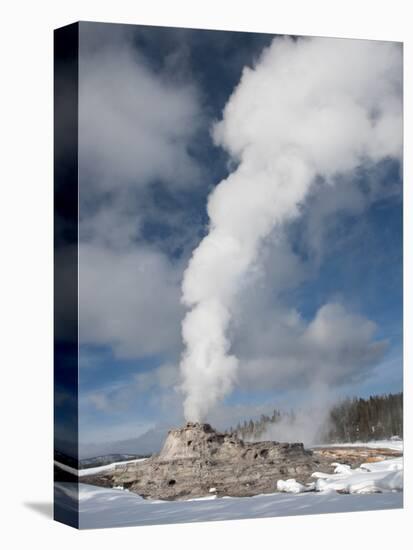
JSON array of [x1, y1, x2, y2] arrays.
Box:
[[180, 36, 402, 422]]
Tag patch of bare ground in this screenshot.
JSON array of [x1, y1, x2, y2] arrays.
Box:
[[311, 446, 402, 469]]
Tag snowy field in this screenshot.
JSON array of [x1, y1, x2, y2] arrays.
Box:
[[55, 481, 402, 529], [54, 442, 403, 529], [313, 439, 403, 452]]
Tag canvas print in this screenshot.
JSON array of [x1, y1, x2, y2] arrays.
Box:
[[54, 21, 403, 529]]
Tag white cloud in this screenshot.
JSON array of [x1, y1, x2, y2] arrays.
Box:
[[77, 30, 204, 359], [87, 392, 110, 412], [79, 31, 203, 194], [81, 363, 182, 432], [79, 244, 183, 358], [236, 302, 387, 392], [134, 363, 180, 392]]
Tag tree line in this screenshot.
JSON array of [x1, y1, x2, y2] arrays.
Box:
[[326, 392, 403, 442], [227, 392, 403, 443]]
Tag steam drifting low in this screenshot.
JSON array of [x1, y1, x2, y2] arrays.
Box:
[[180, 36, 402, 422]]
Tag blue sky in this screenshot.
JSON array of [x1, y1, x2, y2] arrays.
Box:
[[76, 23, 402, 449]]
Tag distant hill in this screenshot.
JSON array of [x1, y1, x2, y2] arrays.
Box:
[[79, 424, 170, 460], [80, 453, 146, 469]]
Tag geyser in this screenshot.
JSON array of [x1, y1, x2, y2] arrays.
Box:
[[179, 36, 402, 422], [83, 422, 330, 500]]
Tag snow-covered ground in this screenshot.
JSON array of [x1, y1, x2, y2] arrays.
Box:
[[54, 440, 403, 528], [313, 439, 403, 452], [278, 456, 403, 495], [54, 481, 402, 529], [55, 458, 147, 477]]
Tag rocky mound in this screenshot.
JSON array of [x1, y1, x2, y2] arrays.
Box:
[[83, 422, 331, 500]]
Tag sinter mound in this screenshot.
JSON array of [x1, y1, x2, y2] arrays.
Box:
[[83, 422, 332, 500]]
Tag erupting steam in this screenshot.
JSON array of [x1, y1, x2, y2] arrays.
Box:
[[180, 37, 402, 422]]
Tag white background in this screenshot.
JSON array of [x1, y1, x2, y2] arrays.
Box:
[[1, 0, 411, 547]]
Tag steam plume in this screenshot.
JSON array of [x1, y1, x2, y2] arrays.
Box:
[[180, 37, 402, 422]]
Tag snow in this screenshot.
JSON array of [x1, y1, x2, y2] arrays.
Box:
[[55, 458, 148, 477], [331, 463, 352, 474], [359, 457, 403, 472], [78, 458, 148, 476], [314, 470, 402, 494], [276, 479, 313, 494], [311, 456, 403, 494], [186, 495, 218, 502], [314, 439, 403, 452], [53, 440, 403, 528], [54, 481, 402, 529]]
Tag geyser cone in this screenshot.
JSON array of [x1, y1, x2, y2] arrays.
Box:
[[83, 422, 334, 501]]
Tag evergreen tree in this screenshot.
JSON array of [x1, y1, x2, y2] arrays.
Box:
[[231, 392, 403, 443]]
